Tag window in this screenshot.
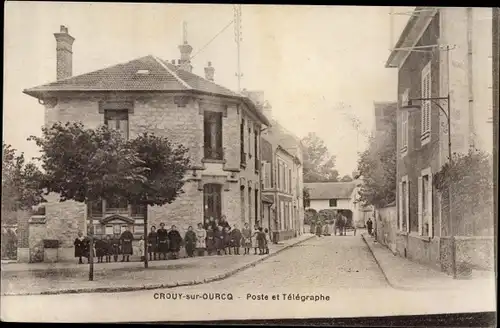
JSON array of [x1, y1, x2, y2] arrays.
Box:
[[203, 184, 222, 221], [263, 161, 271, 189], [288, 203, 293, 230], [329, 199, 337, 207], [105, 110, 129, 140], [240, 186, 246, 224], [240, 119, 246, 165], [399, 176, 409, 232], [418, 168, 433, 237], [131, 204, 146, 216], [255, 189, 259, 226], [248, 187, 252, 223], [288, 168, 292, 193], [105, 225, 114, 235], [276, 161, 281, 191], [421, 61, 432, 143], [106, 196, 128, 212], [280, 201, 285, 230], [89, 200, 103, 217], [248, 126, 252, 158], [94, 225, 103, 235], [401, 110, 408, 152], [204, 111, 223, 160], [254, 126, 259, 171]]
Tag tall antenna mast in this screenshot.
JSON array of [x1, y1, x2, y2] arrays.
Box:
[[183, 20, 188, 44], [234, 4, 243, 91]]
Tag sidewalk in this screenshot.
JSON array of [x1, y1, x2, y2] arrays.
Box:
[[361, 233, 496, 292], [1, 234, 314, 296]]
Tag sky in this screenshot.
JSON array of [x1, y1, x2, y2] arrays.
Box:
[[3, 3, 412, 176]]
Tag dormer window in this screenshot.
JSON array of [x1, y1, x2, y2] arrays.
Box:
[[136, 69, 150, 75]]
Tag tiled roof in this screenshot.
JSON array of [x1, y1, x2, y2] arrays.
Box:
[[23, 55, 270, 125], [305, 181, 357, 200]]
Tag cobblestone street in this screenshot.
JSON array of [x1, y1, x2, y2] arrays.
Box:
[[2, 234, 495, 322]]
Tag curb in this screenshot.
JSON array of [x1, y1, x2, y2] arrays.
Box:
[[2, 235, 315, 297], [360, 233, 411, 291]]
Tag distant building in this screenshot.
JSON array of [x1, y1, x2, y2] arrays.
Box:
[[304, 181, 365, 227], [243, 90, 305, 242], [21, 26, 269, 262]]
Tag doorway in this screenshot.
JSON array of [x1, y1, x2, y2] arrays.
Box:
[[203, 184, 222, 224]]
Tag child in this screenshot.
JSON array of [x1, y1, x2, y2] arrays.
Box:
[[241, 223, 252, 255], [264, 228, 270, 254], [252, 225, 260, 255], [184, 226, 197, 257], [206, 227, 215, 256], [147, 225, 158, 261], [230, 224, 242, 255], [223, 227, 232, 255], [138, 235, 145, 262], [257, 227, 266, 255], [111, 234, 121, 262], [214, 226, 224, 255], [104, 235, 112, 263], [95, 237, 106, 263]]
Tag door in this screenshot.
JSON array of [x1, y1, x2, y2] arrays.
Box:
[[203, 184, 222, 224]]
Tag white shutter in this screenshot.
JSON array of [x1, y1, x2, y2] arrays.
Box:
[[405, 180, 410, 232], [398, 181, 403, 230], [428, 173, 433, 237], [417, 176, 423, 235]]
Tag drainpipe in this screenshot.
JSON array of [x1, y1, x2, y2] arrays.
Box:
[[466, 7, 475, 149]]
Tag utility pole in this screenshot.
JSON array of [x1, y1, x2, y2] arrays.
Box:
[[234, 4, 243, 92]]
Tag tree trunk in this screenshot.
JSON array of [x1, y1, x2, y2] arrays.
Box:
[[144, 205, 148, 269], [87, 201, 94, 281]]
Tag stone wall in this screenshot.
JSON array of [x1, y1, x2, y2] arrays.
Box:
[[374, 206, 397, 253], [440, 236, 495, 274], [28, 216, 47, 263]]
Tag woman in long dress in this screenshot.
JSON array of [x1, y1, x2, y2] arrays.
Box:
[[184, 226, 197, 257], [167, 225, 183, 259], [251, 224, 260, 255], [73, 232, 86, 264]]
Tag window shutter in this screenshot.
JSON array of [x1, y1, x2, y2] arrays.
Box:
[[398, 181, 403, 230], [428, 173, 433, 237], [418, 176, 423, 235], [405, 180, 410, 232]]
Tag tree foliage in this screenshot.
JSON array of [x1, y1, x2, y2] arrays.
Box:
[[126, 132, 190, 206], [340, 175, 353, 182], [28, 122, 147, 203], [434, 149, 493, 235], [301, 132, 339, 182], [356, 117, 397, 208], [303, 187, 311, 209], [2, 143, 45, 224]]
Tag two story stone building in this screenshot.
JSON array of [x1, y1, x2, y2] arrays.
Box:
[[386, 7, 494, 272], [244, 91, 304, 242], [22, 26, 269, 262]]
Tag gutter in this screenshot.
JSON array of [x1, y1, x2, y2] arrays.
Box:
[[466, 8, 475, 148]]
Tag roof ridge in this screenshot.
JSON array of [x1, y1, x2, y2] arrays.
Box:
[[152, 56, 192, 90]]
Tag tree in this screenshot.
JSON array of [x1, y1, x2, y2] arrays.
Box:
[[126, 132, 190, 268], [2, 143, 45, 224], [340, 175, 353, 182], [433, 149, 493, 235], [303, 187, 311, 209], [356, 116, 396, 208], [29, 122, 148, 280], [301, 132, 339, 182]]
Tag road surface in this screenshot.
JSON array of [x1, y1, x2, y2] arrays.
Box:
[[1, 235, 495, 322]]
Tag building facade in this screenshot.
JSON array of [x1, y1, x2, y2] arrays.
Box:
[[304, 181, 364, 227], [22, 26, 269, 262], [386, 7, 494, 271], [243, 91, 304, 242]]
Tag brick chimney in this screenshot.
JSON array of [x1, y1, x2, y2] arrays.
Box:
[[54, 25, 75, 81], [204, 61, 215, 81]]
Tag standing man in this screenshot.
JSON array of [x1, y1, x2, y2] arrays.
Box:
[[73, 231, 86, 264], [119, 226, 134, 262], [366, 217, 373, 236], [157, 223, 169, 260]]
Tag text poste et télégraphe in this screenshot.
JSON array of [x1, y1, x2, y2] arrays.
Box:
[[154, 292, 331, 302]]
